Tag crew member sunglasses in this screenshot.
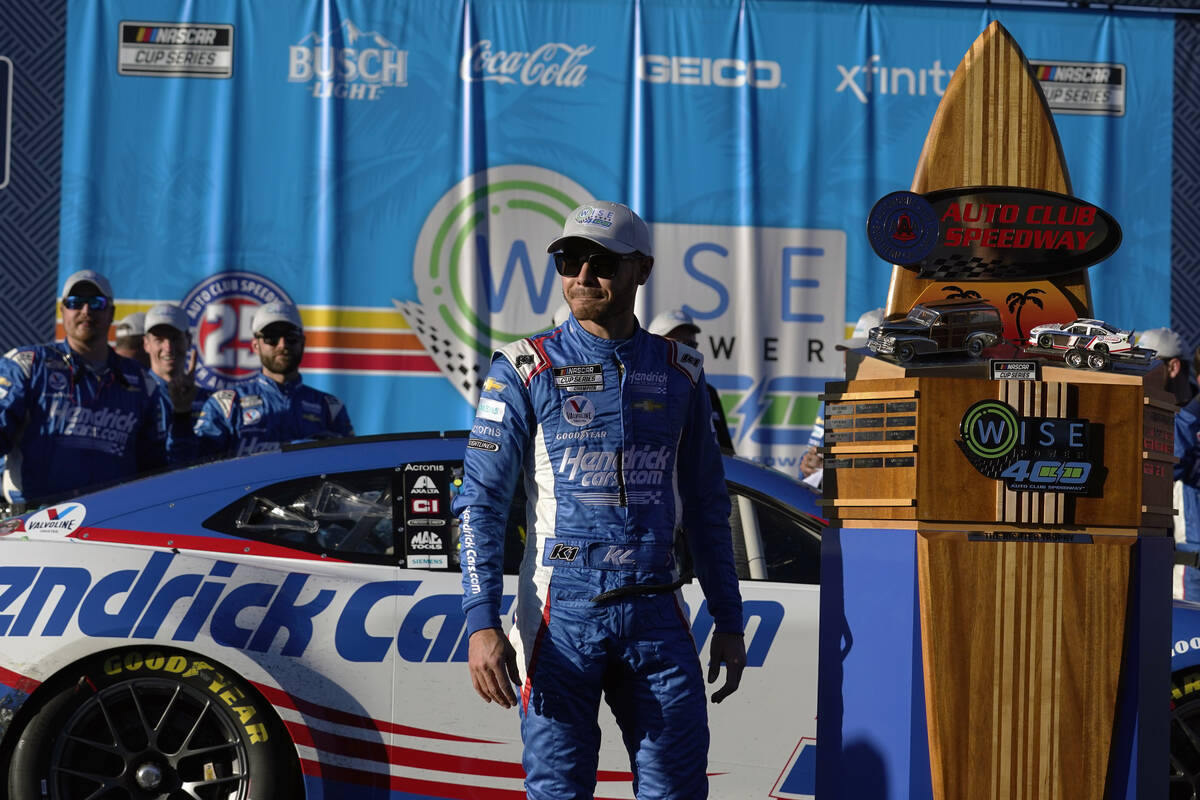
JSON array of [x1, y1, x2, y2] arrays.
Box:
[[256, 331, 302, 346], [553, 251, 640, 279], [62, 295, 110, 311]]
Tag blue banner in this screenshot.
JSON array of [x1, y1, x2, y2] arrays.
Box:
[[60, 0, 1173, 472]]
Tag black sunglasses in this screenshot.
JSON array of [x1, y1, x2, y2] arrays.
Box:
[[256, 331, 302, 346], [63, 295, 110, 311], [553, 251, 640, 280]]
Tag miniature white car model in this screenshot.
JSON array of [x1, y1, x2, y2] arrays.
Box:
[[1027, 318, 1135, 355]]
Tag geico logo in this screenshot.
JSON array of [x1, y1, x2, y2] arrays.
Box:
[[637, 55, 782, 89], [0, 554, 784, 665]]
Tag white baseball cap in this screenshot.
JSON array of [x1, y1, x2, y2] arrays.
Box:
[[252, 301, 303, 335], [60, 269, 114, 300], [835, 307, 887, 351], [114, 311, 146, 338], [648, 308, 700, 338], [547, 201, 653, 256], [1137, 327, 1184, 359], [144, 303, 189, 335]]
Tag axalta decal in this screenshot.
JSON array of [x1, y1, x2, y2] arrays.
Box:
[[0, 553, 782, 665]]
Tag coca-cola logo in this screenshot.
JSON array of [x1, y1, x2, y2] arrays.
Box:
[[460, 40, 593, 87]]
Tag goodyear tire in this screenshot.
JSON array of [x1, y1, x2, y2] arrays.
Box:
[[1171, 669, 1200, 799], [1064, 349, 1085, 369], [1038, 333, 1054, 349], [7, 649, 296, 800]]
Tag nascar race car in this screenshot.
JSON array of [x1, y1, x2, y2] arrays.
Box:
[[0, 432, 823, 800], [1027, 318, 1133, 352]]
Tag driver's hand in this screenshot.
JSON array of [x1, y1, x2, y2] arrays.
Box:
[[468, 627, 520, 708], [708, 632, 746, 703], [800, 446, 823, 477]]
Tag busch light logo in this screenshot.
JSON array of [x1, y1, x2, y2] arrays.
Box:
[[400, 166, 593, 403], [182, 271, 293, 391], [460, 40, 592, 87], [288, 20, 406, 100]]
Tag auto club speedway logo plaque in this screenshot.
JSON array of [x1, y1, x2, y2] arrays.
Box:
[[867, 186, 1121, 281], [182, 271, 294, 390], [957, 399, 1101, 494], [398, 165, 591, 404]]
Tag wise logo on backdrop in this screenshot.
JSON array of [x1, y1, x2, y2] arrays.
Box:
[[398, 165, 591, 401]]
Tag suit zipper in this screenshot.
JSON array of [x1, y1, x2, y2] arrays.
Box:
[[615, 357, 627, 507]]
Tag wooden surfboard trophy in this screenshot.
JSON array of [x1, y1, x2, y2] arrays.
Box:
[[816, 22, 1173, 800]]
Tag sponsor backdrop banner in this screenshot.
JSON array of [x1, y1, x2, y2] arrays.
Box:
[[60, 0, 1172, 473]]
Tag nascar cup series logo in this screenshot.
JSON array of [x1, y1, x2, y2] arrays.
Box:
[[288, 20, 406, 100], [182, 271, 294, 390], [399, 166, 592, 403]]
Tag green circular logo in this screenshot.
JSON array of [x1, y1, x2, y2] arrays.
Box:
[[959, 400, 1019, 459]]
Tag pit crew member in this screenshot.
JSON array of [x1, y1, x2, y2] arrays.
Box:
[[0, 270, 167, 509], [193, 301, 353, 458], [143, 302, 211, 465]]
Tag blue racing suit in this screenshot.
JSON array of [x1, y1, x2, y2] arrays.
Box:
[[1177, 396, 1200, 600], [192, 373, 353, 459], [148, 370, 212, 466], [0, 343, 167, 507], [454, 316, 742, 800]]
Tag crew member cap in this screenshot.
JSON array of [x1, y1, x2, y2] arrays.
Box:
[[1137, 327, 1184, 359], [60, 269, 114, 300], [647, 308, 700, 337], [547, 201, 653, 257], [114, 311, 146, 338], [144, 303, 189, 335], [252, 301, 303, 335]]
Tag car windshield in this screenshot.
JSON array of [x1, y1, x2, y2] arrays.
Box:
[[906, 307, 939, 325]]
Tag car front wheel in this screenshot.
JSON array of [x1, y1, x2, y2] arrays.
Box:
[[1038, 333, 1054, 349], [896, 343, 917, 363], [1172, 669, 1200, 799], [7, 649, 296, 800]]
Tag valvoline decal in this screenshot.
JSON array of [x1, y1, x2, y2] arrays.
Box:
[[0, 553, 782, 665]]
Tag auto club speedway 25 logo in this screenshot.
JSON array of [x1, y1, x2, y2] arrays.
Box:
[[402, 165, 843, 473], [182, 272, 294, 390]]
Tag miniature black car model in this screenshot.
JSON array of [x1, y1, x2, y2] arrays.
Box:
[[867, 300, 1004, 364]]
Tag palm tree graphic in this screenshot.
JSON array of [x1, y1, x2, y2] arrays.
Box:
[[942, 285, 982, 300], [1006, 288, 1045, 343]]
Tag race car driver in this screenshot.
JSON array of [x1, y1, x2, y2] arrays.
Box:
[[454, 201, 746, 799], [0, 269, 167, 509], [193, 301, 353, 459]]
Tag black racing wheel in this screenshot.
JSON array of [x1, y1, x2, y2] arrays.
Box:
[[1038, 333, 1054, 349], [1064, 349, 1085, 369], [7, 649, 297, 800], [1171, 668, 1200, 799], [1086, 351, 1110, 371]]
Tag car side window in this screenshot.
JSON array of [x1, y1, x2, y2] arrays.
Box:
[[203, 468, 395, 562], [727, 485, 821, 585]]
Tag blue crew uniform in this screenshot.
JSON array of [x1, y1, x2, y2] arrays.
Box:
[[1177, 396, 1200, 599], [192, 373, 353, 459], [0, 343, 167, 506], [454, 316, 743, 800]]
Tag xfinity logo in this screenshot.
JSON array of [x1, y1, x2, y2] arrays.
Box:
[[461, 40, 592, 87], [835, 55, 953, 103], [638, 55, 782, 89]]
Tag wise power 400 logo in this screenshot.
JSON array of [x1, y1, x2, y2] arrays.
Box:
[[182, 272, 294, 390], [397, 165, 591, 402], [957, 399, 1099, 494]]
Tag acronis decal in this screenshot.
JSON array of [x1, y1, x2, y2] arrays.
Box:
[[0, 554, 782, 665]]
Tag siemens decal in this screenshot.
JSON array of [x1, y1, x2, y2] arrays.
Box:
[[639, 55, 782, 89], [0, 553, 781, 665]]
